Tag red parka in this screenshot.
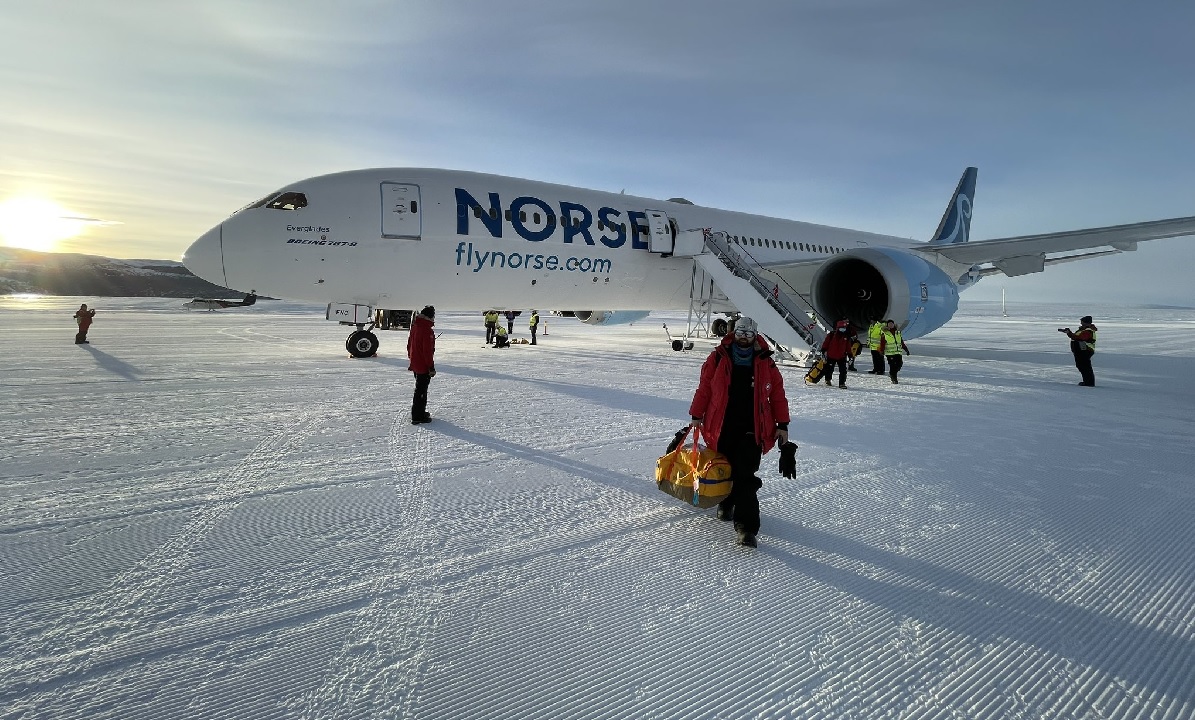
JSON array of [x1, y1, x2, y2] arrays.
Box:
[[820, 331, 852, 360], [407, 312, 435, 374], [688, 334, 790, 454]]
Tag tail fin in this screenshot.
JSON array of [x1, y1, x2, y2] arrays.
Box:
[[928, 167, 978, 245]]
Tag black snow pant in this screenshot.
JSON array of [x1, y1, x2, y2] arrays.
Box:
[[823, 357, 848, 386], [870, 349, 885, 374], [1073, 349, 1095, 386], [887, 354, 904, 383], [412, 372, 432, 419], [507, 320, 514, 334], [716, 431, 764, 535], [485, 322, 496, 344], [530, 326, 537, 344]]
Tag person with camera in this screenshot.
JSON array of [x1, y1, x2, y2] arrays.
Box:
[[1059, 315, 1098, 386], [73, 303, 96, 344]]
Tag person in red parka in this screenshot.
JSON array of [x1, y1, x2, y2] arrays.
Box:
[[688, 316, 790, 548], [819, 319, 853, 388], [407, 305, 437, 424], [73, 303, 96, 344]]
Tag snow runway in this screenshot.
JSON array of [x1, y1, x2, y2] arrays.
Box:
[[1, 297, 1192, 719]]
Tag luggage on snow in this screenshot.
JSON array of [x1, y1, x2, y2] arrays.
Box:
[[655, 426, 733, 508], [804, 356, 828, 384]]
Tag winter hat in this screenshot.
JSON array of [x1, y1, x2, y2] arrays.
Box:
[[734, 316, 758, 336], [422, 305, 435, 319], [1080, 315, 1093, 325]]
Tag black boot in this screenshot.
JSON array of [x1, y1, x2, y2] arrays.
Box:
[[736, 530, 758, 548]]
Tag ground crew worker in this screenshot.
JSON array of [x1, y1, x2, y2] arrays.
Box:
[[494, 324, 510, 348], [879, 319, 910, 384], [867, 318, 885, 375], [529, 310, 540, 345], [484, 310, 499, 344], [1060, 315, 1098, 386], [504, 310, 517, 335]]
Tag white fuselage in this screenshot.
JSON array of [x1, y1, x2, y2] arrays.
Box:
[[184, 168, 920, 313]]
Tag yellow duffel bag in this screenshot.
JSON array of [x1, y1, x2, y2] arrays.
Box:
[[655, 427, 733, 508]]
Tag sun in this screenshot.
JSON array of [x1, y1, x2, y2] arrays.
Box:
[[0, 196, 87, 252]]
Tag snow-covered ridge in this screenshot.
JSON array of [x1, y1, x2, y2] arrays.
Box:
[[0, 247, 234, 296]]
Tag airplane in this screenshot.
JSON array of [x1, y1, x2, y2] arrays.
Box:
[[185, 291, 257, 311], [182, 167, 1195, 358]]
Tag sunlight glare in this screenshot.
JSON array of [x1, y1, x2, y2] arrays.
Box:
[[0, 197, 86, 252]]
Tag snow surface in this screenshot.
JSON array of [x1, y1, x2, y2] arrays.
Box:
[[1, 296, 1193, 720]]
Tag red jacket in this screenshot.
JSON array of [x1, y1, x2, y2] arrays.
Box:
[[820, 331, 852, 360], [688, 335, 790, 454], [407, 312, 435, 373], [74, 308, 95, 330]]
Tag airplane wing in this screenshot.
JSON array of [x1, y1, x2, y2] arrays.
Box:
[[750, 215, 1195, 287], [921, 215, 1195, 276]]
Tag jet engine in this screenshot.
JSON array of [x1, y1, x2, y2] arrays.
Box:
[[557, 311, 652, 325], [808, 248, 960, 339]]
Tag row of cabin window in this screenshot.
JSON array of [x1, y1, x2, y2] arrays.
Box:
[[468, 206, 845, 255], [731, 235, 843, 255], [472, 205, 648, 235], [259, 196, 847, 257]]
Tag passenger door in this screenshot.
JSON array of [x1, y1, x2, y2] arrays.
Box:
[[381, 182, 421, 239]]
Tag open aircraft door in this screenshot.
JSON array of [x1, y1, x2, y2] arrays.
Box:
[[381, 182, 421, 239], [645, 210, 675, 254]]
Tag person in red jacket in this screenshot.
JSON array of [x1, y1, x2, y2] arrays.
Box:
[[1060, 315, 1098, 386], [688, 316, 791, 548], [407, 305, 437, 424], [819, 319, 853, 388], [73, 303, 96, 344]]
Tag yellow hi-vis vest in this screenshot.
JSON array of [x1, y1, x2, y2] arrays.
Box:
[[881, 329, 904, 355], [529, 313, 540, 328], [868, 322, 884, 350], [485, 311, 499, 324]]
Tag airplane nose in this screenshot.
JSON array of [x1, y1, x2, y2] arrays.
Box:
[[183, 224, 227, 287]]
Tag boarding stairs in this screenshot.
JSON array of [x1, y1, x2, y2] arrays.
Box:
[[689, 229, 828, 362]]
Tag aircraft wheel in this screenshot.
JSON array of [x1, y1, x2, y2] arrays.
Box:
[[672, 340, 684, 351], [347, 330, 379, 358], [712, 318, 729, 337]]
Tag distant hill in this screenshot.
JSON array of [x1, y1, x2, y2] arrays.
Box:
[[0, 247, 241, 298]]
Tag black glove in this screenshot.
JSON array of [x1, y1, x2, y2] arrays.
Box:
[[778, 441, 798, 479], [665, 427, 690, 454]]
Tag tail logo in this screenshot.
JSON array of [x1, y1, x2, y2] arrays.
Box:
[[938, 194, 972, 244]]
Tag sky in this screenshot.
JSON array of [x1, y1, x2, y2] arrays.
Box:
[[1, 1, 1193, 304], [2, 297, 1193, 719]]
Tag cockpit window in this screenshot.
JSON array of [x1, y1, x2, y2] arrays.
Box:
[[247, 193, 279, 210], [265, 192, 308, 211]]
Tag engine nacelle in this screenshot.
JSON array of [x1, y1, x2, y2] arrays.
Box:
[[560, 310, 652, 326], [809, 248, 959, 339]]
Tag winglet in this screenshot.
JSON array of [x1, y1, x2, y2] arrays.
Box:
[[928, 167, 978, 245]]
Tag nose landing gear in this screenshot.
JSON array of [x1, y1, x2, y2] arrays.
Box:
[[346, 328, 380, 358]]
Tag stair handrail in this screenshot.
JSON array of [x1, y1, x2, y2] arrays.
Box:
[[700, 230, 828, 349]]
